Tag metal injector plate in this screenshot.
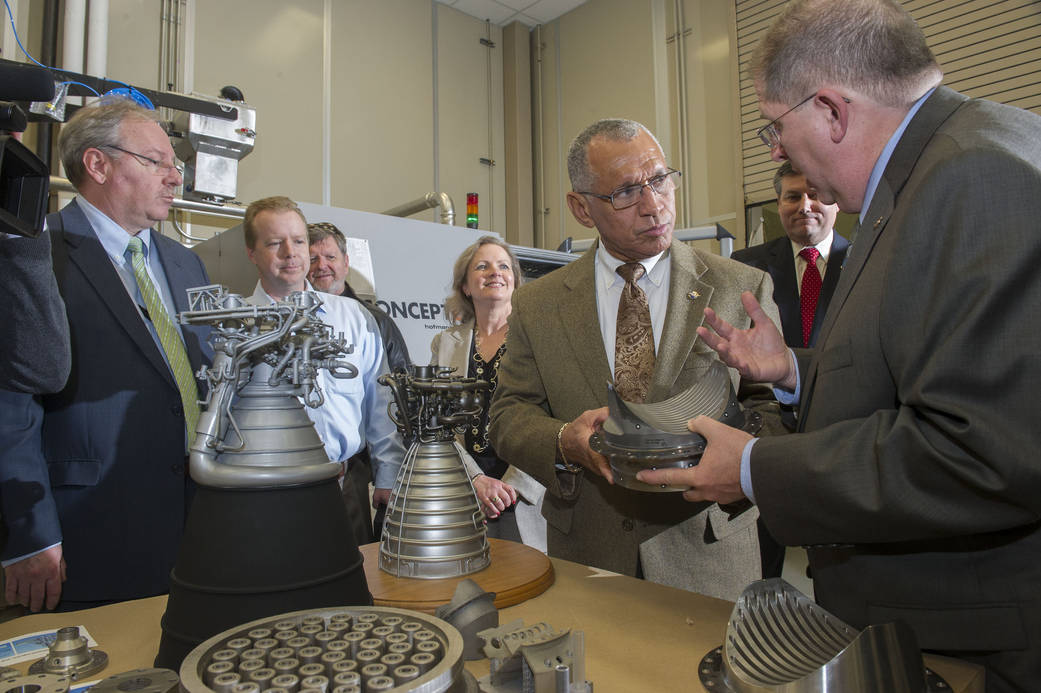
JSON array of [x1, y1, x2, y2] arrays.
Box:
[[179, 606, 478, 693]]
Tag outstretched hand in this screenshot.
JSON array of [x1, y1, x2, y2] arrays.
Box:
[[698, 291, 797, 389]]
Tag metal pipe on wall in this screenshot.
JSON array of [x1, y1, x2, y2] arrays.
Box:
[[532, 24, 545, 250], [37, 0, 60, 174], [63, 0, 86, 106], [381, 192, 455, 226], [86, 0, 108, 79]]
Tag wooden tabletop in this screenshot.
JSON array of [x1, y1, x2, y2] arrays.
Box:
[[0, 549, 984, 692], [360, 538, 554, 613]]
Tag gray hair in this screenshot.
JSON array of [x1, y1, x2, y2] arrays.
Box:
[[445, 236, 523, 324], [307, 221, 347, 255], [750, 0, 942, 108], [58, 98, 163, 187], [566, 118, 664, 192], [772, 161, 799, 196]]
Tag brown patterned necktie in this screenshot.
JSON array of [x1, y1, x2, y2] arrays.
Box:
[[614, 262, 655, 402]]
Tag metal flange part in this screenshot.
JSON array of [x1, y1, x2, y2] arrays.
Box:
[[90, 669, 180, 693], [0, 673, 71, 693], [0, 668, 18, 681], [28, 626, 108, 680]]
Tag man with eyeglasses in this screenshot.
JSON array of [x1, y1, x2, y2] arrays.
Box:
[[489, 118, 783, 600], [637, 1, 1041, 687], [1, 99, 212, 612]]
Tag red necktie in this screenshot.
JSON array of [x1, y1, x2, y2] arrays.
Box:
[[799, 246, 822, 347]]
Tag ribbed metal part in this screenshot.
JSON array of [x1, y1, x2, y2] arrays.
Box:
[[698, 579, 951, 693], [379, 441, 490, 579]]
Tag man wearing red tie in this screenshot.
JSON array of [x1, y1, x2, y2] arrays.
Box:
[[732, 161, 848, 351]]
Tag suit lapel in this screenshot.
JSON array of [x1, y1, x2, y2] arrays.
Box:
[[59, 202, 177, 389], [560, 247, 612, 405], [649, 243, 712, 401], [800, 87, 968, 424], [444, 325, 473, 374], [768, 239, 802, 347]]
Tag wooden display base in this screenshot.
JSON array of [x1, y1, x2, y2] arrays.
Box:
[[359, 537, 554, 614]]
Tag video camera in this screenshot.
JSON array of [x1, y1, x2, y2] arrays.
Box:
[[0, 61, 55, 238]]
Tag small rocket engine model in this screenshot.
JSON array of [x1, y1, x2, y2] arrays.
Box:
[[378, 366, 492, 579], [155, 285, 372, 670]]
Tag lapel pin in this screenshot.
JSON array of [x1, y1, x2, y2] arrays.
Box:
[[687, 290, 700, 301], [873, 217, 883, 229]]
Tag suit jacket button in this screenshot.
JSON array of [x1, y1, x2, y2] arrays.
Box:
[[622, 519, 634, 531]]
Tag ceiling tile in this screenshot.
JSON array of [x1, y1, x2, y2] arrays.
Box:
[[435, 0, 585, 26], [443, 0, 517, 25], [523, 0, 587, 24], [493, 0, 539, 10]]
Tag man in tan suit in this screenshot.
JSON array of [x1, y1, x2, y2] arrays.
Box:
[[488, 119, 781, 600]]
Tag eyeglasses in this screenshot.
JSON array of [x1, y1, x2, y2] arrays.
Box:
[[577, 169, 682, 210], [102, 145, 184, 177], [756, 93, 816, 149]]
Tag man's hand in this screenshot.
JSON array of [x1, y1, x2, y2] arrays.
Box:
[[372, 488, 391, 507], [636, 416, 750, 505], [560, 408, 613, 483], [471, 474, 519, 518], [698, 291, 797, 389], [4, 544, 65, 612]]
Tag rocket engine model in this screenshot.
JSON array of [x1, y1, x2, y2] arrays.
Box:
[[377, 366, 492, 579], [155, 285, 372, 670]]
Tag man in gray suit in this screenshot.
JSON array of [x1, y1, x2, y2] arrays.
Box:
[[638, 1, 1041, 688], [489, 118, 782, 600]]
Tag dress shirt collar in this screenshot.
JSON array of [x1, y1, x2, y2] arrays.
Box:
[[790, 228, 834, 264], [860, 86, 936, 223], [76, 196, 153, 263], [251, 279, 321, 311], [595, 242, 668, 293]]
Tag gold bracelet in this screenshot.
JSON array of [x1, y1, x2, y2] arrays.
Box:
[[556, 422, 582, 473]]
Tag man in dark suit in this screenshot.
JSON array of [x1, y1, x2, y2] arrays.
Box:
[[490, 118, 783, 601], [638, 1, 1041, 689], [732, 161, 847, 351], [731, 161, 847, 577], [0, 99, 211, 611]]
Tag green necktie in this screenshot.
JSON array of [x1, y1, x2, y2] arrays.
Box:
[[126, 235, 200, 443]]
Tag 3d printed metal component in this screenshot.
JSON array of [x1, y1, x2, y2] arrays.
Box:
[[378, 366, 491, 579], [180, 285, 357, 488], [0, 674, 70, 693], [155, 285, 373, 671], [435, 580, 499, 661], [589, 362, 761, 492], [698, 579, 952, 692], [178, 607, 477, 693], [476, 620, 592, 693], [28, 626, 108, 680], [90, 669, 179, 693]]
